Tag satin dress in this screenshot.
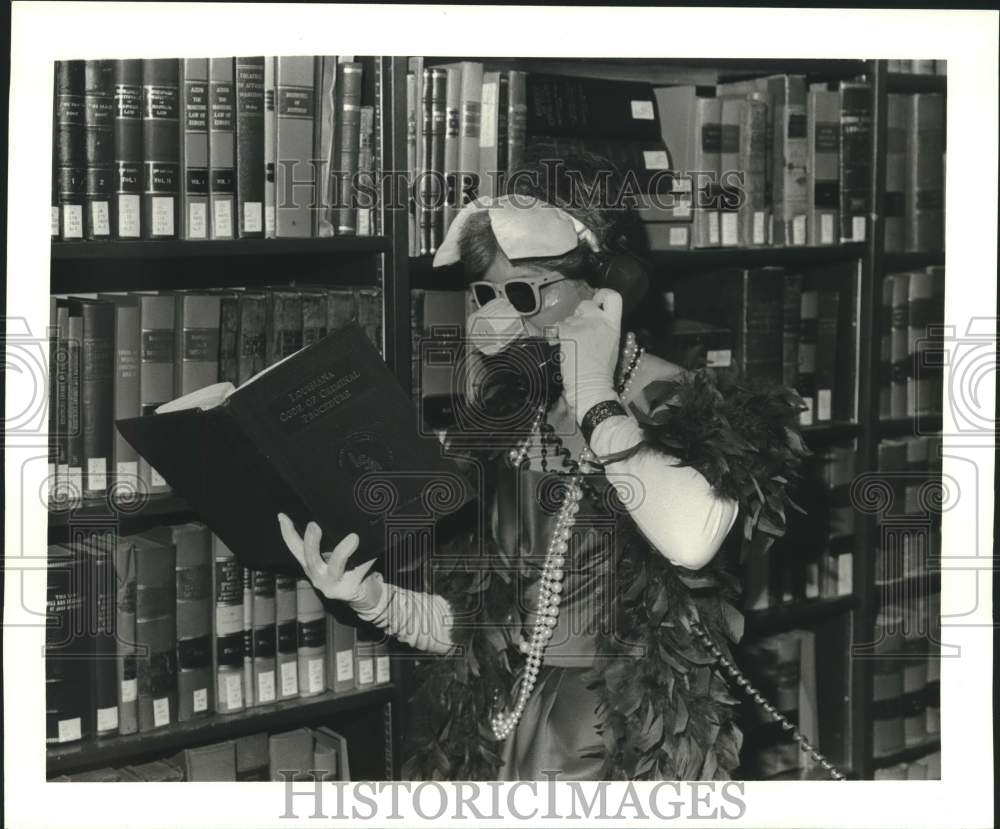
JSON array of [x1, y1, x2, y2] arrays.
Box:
[[491, 453, 626, 781]]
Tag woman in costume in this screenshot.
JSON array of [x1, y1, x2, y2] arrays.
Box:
[[278, 157, 827, 781]]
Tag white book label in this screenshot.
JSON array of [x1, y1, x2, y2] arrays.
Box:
[[258, 671, 276, 703], [152, 197, 175, 236], [281, 661, 298, 696], [668, 227, 688, 247], [357, 658, 374, 686], [188, 203, 207, 239], [243, 202, 262, 233], [707, 212, 720, 245], [821, 213, 834, 245], [307, 658, 324, 694], [58, 717, 82, 743], [752, 211, 766, 245], [721, 212, 738, 246], [97, 706, 118, 733], [214, 200, 233, 238], [792, 214, 806, 245], [838, 554, 854, 595], [376, 655, 390, 684], [630, 100, 655, 120], [852, 215, 866, 241], [92, 202, 111, 236], [336, 650, 354, 682], [265, 204, 275, 236], [225, 672, 243, 709], [87, 457, 107, 492], [642, 150, 670, 170], [63, 205, 83, 238], [706, 349, 732, 368], [118, 195, 141, 238], [817, 389, 832, 421], [121, 678, 137, 704], [799, 398, 815, 426], [153, 697, 170, 727], [193, 687, 208, 713]]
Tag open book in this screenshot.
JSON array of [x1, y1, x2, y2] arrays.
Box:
[[117, 323, 471, 573]]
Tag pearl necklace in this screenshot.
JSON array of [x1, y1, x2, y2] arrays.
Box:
[[491, 333, 640, 741]]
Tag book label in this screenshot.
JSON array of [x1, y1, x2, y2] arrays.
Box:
[[817, 389, 832, 421], [115, 84, 140, 119], [642, 150, 669, 170], [276, 86, 315, 118], [668, 227, 688, 247], [91, 202, 110, 236], [376, 655, 390, 684], [193, 687, 208, 713], [358, 658, 374, 686], [152, 196, 175, 236], [630, 99, 655, 120], [117, 460, 138, 483], [153, 697, 170, 727], [721, 212, 737, 246], [336, 650, 354, 682], [183, 328, 221, 361], [121, 677, 137, 703], [87, 457, 107, 492], [188, 203, 207, 239], [51, 207, 59, 236], [184, 82, 208, 130], [280, 661, 298, 696], [144, 85, 179, 121], [706, 349, 732, 368], [707, 213, 720, 245], [97, 705, 118, 733], [213, 200, 233, 238], [243, 202, 262, 233], [821, 213, 834, 245], [224, 672, 243, 709], [792, 214, 806, 246], [307, 658, 324, 694], [63, 205, 83, 238], [118, 194, 141, 237], [210, 82, 234, 130], [58, 717, 82, 743], [753, 211, 766, 245], [258, 671, 276, 703], [800, 398, 815, 426], [852, 215, 866, 242]]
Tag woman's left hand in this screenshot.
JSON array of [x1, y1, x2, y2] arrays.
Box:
[[552, 288, 624, 420]]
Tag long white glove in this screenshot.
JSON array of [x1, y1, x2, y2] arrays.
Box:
[[554, 289, 624, 421]]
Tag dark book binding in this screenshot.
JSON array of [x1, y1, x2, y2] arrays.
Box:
[[904, 93, 945, 252], [237, 291, 267, 384], [66, 308, 83, 499], [526, 74, 661, 141], [838, 81, 872, 243], [266, 289, 303, 367], [116, 323, 472, 573], [141, 59, 180, 239], [113, 536, 139, 735], [74, 299, 116, 500], [46, 544, 91, 743], [82, 533, 120, 735], [98, 294, 141, 495], [113, 59, 143, 238], [235, 57, 265, 237], [429, 67, 448, 252], [332, 62, 363, 236], [84, 60, 115, 239], [133, 533, 178, 732], [56, 60, 86, 240]]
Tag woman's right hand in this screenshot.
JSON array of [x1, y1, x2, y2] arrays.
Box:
[[277, 513, 383, 611]]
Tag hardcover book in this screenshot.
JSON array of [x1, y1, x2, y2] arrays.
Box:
[[112, 59, 143, 238], [84, 60, 115, 239], [116, 323, 471, 573], [235, 57, 265, 237], [141, 59, 180, 239], [56, 60, 86, 240], [180, 58, 210, 240]]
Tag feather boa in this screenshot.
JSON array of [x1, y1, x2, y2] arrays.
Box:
[[401, 369, 809, 780]]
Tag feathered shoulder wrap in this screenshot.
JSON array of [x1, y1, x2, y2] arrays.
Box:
[[401, 369, 810, 781]]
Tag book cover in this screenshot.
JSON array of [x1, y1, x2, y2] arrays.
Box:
[[46, 544, 90, 743], [406, 61, 422, 256], [83, 60, 115, 239], [175, 292, 221, 396], [252, 570, 278, 705], [269, 727, 315, 782], [275, 56, 317, 238], [355, 633, 376, 688], [133, 533, 178, 732], [769, 75, 809, 245], [326, 610, 357, 693], [180, 58, 210, 240], [326, 287, 358, 334], [904, 93, 945, 252], [56, 60, 86, 240], [237, 291, 267, 384], [208, 58, 236, 239], [72, 298, 115, 500], [138, 292, 176, 494], [838, 80, 872, 243], [176, 741, 237, 781], [312, 731, 340, 781], [355, 287, 383, 355], [807, 84, 840, 246], [507, 69, 528, 178], [884, 94, 911, 253], [296, 580, 326, 698], [872, 608, 905, 758], [211, 534, 245, 713], [235, 57, 265, 237], [331, 61, 363, 236], [128, 758, 185, 781], [275, 575, 300, 699], [145, 522, 214, 722], [112, 59, 143, 238], [141, 59, 180, 239], [906, 269, 936, 417], [113, 535, 139, 735], [48, 299, 59, 500]]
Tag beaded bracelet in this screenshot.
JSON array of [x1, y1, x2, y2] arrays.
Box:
[[580, 399, 627, 444]]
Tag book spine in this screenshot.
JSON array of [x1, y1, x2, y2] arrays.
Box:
[[56, 60, 86, 240], [86, 535, 119, 735], [264, 57, 277, 238], [890, 272, 911, 418], [355, 287, 383, 356], [525, 74, 661, 140], [742, 268, 785, 383], [212, 537, 245, 713], [838, 81, 872, 243], [275, 575, 300, 700], [872, 610, 905, 758], [906, 271, 935, 417], [175, 293, 222, 395], [325, 613, 356, 693], [314, 57, 336, 238], [55, 304, 70, 498], [333, 62, 363, 236], [905, 93, 945, 252], [141, 59, 180, 239], [275, 56, 317, 238], [66, 310, 83, 501], [84, 60, 115, 239], [266, 290, 303, 366], [356, 105, 375, 237], [832, 265, 858, 423], [507, 69, 528, 177], [296, 579, 327, 698], [139, 293, 176, 494], [114, 540, 139, 735], [236, 292, 267, 383], [495, 72, 510, 193], [242, 567, 254, 707], [693, 97, 722, 248], [409, 58, 425, 253], [781, 272, 803, 388], [457, 63, 483, 212], [175, 525, 214, 721], [442, 67, 462, 233], [429, 68, 448, 253], [719, 97, 742, 247], [879, 275, 894, 418], [180, 58, 210, 240], [796, 287, 819, 425], [406, 72, 417, 256], [301, 291, 328, 347], [48, 299, 59, 499], [807, 86, 840, 246], [478, 72, 500, 202], [46, 545, 90, 743], [251, 571, 278, 705], [814, 288, 840, 422], [104, 297, 140, 494], [112, 59, 143, 238], [235, 57, 265, 237], [80, 301, 115, 500], [326, 287, 358, 333], [135, 538, 178, 731], [208, 58, 236, 239], [51, 72, 60, 237], [355, 638, 375, 689], [884, 94, 910, 253], [771, 75, 809, 246], [219, 294, 240, 385]]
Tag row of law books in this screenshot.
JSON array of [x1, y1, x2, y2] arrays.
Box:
[[51, 726, 350, 782], [887, 60, 946, 75], [47, 284, 381, 506], [871, 599, 941, 763], [52, 56, 377, 242], [744, 443, 856, 612], [46, 525, 389, 746], [879, 266, 946, 420], [660, 263, 856, 426], [737, 630, 822, 779]]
